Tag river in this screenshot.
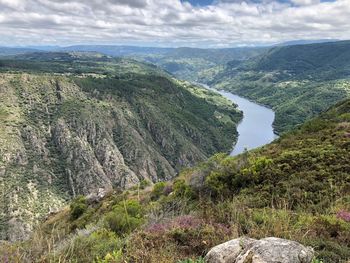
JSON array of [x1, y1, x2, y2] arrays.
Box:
[[200, 84, 277, 156]]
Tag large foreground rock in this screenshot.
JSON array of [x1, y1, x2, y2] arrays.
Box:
[[205, 237, 314, 263]]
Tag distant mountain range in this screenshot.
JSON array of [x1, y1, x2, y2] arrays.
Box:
[[275, 39, 340, 46], [0, 39, 342, 57]]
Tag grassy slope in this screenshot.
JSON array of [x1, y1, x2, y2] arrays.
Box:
[[5, 98, 349, 262], [211, 41, 350, 134], [0, 55, 242, 241]]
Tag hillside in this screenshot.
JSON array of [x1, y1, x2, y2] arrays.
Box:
[[139, 47, 267, 83], [0, 45, 266, 83], [249, 40, 350, 79], [0, 55, 242, 241], [60, 45, 172, 56], [3, 96, 349, 262], [0, 46, 266, 84], [211, 41, 350, 133], [0, 47, 43, 56]]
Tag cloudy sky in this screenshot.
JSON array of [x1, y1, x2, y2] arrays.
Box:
[[0, 0, 349, 47]]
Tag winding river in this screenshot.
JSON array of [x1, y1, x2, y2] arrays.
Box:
[[200, 84, 277, 156]]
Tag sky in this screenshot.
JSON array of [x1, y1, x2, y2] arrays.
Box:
[[0, 0, 349, 47]]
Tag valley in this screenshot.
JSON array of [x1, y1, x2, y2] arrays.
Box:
[[0, 54, 242, 241], [2, 93, 349, 262], [199, 83, 276, 155], [1, 0, 350, 262], [0, 40, 349, 263]]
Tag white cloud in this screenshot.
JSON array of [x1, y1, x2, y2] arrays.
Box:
[[0, 0, 26, 10], [291, 0, 320, 6], [0, 0, 349, 47]]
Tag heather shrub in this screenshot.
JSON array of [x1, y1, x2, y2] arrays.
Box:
[[0, 243, 21, 263], [125, 215, 234, 261], [336, 210, 350, 222]]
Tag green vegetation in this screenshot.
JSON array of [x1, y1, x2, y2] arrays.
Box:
[[70, 196, 88, 220], [151, 182, 167, 200], [138, 47, 266, 83], [2, 97, 349, 262], [122, 41, 350, 135], [104, 200, 144, 235], [177, 257, 205, 263], [1, 43, 350, 262], [211, 41, 350, 133], [0, 55, 241, 241]]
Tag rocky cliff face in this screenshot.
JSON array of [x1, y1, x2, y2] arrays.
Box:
[[0, 69, 241, 240]]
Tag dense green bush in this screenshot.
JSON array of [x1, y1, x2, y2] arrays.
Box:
[[151, 182, 166, 200], [105, 200, 144, 235], [59, 228, 122, 263], [70, 195, 88, 220], [139, 179, 151, 189], [173, 179, 193, 199]]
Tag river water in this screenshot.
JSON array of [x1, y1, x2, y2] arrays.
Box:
[[201, 84, 277, 155]]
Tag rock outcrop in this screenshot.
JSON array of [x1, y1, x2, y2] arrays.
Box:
[[0, 70, 241, 241], [205, 237, 314, 263]]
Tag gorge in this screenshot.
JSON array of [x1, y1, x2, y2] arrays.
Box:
[[200, 84, 276, 155]]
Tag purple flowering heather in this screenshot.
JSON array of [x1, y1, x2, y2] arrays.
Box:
[[171, 215, 203, 229], [336, 210, 350, 222]]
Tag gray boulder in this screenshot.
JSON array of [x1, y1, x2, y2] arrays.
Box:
[[205, 237, 314, 263], [205, 237, 256, 263]]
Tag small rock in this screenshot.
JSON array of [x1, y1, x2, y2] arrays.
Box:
[[86, 188, 107, 204]]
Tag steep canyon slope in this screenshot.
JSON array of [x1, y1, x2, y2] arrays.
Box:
[[0, 54, 242, 240]]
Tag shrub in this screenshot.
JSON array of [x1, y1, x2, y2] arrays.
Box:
[[173, 179, 193, 199], [57, 228, 122, 263], [139, 179, 151, 189], [336, 210, 350, 222], [70, 195, 88, 220], [126, 215, 233, 262], [95, 249, 123, 263], [151, 182, 166, 200], [205, 171, 229, 195], [177, 257, 205, 263], [105, 200, 144, 235]]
